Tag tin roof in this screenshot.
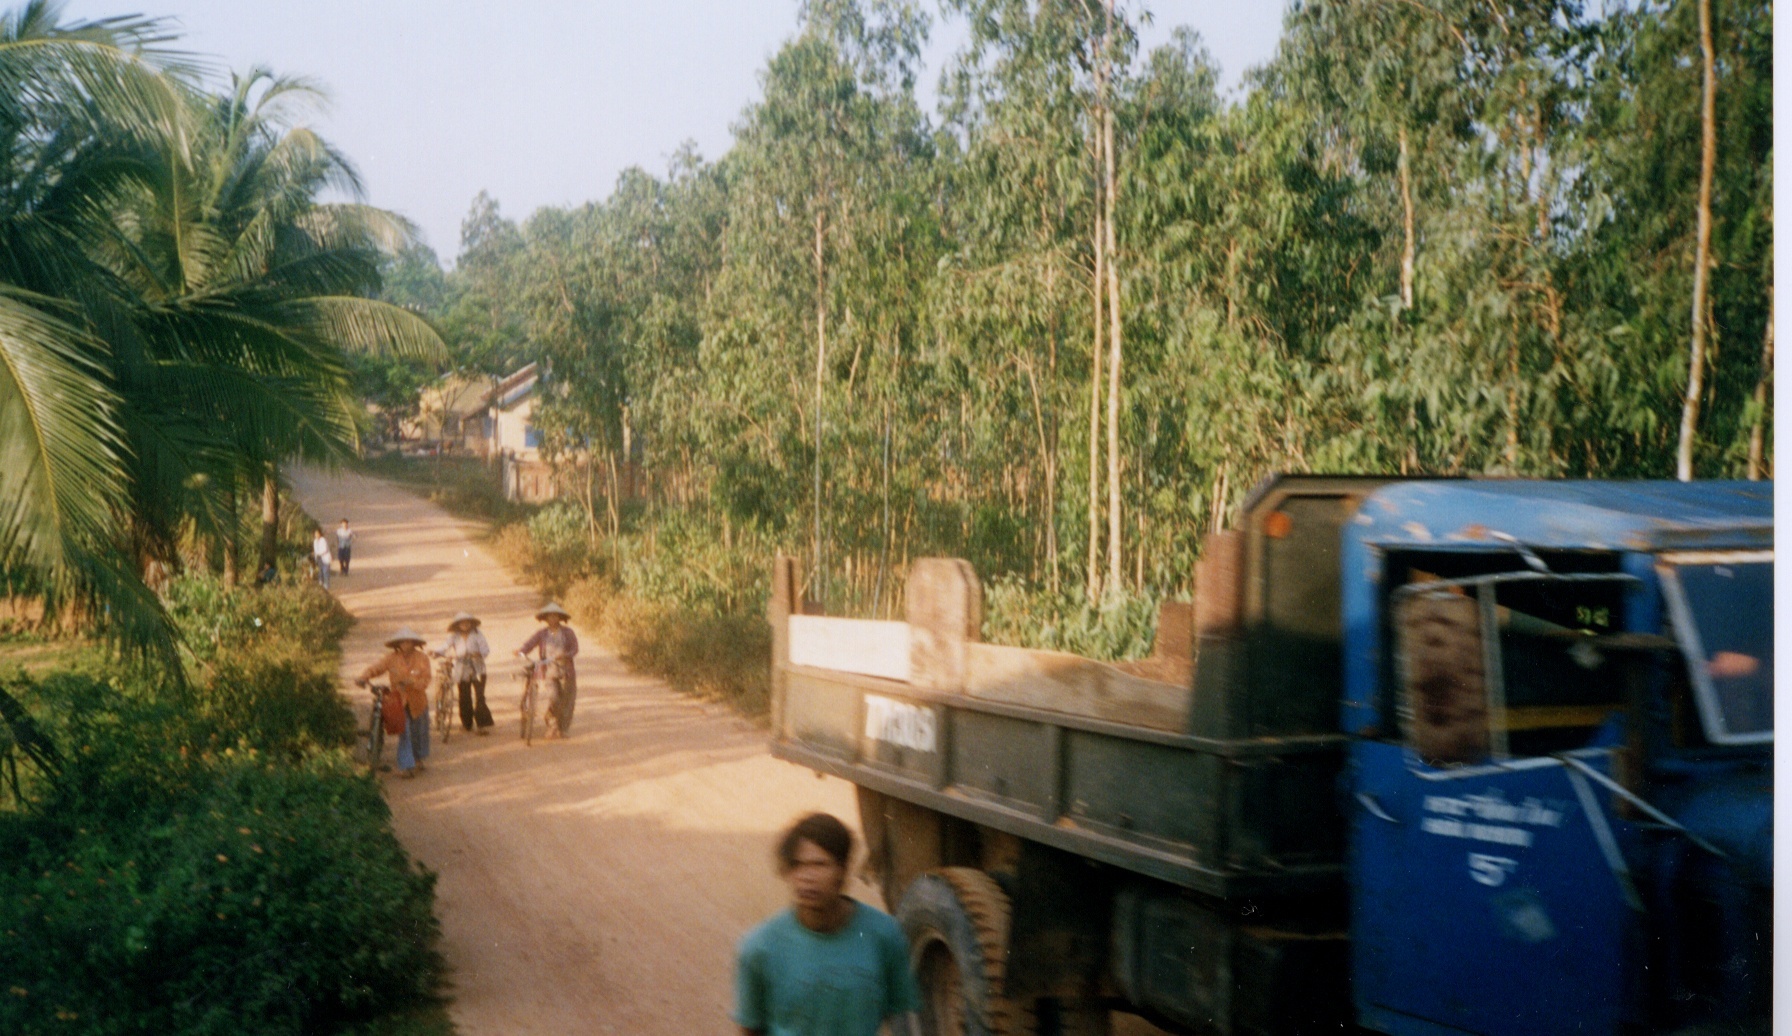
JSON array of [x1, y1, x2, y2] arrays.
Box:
[[1349, 479, 1773, 553]]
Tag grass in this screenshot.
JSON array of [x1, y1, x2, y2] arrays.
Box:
[[0, 632, 97, 677]]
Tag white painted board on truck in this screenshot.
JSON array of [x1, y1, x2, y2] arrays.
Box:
[[788, 616, 912, 683]]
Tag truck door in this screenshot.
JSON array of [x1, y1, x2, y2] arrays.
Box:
[[1351, 567, 1643, 1036]]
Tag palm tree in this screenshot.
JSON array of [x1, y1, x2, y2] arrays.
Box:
[[0, 1, 196, 657], [103, 67, 443, 573], [0, 3, 443, 659]]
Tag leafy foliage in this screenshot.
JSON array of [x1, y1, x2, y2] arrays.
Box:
[[0, 575, 442, 1034], [380, 1, 1768, 682]]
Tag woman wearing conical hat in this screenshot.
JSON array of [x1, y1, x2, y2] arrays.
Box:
[[516, 603, 579, 738], [433, 612, 493, 734], [356, 627, 433, 777]]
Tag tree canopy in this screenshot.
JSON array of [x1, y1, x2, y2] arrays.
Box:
[[390, 0, 1772, 612]]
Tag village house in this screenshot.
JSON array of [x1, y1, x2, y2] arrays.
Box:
[[484, 363, 562, 503], [412, 373, 497, 454]]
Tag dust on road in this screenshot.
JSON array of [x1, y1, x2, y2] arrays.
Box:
[[290, 468, 862, 1035]]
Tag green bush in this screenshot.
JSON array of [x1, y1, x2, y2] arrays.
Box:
[[490, 504, 777, 712], [597, 593, 771, 713], [0, 574, 443, 1035], [0, 743, 438, 1035]]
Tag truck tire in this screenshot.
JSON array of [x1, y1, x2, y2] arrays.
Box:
[[898, 867, 1024, 1036]]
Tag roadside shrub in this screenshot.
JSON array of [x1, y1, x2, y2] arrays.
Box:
[[189, 638, 357, 758], [159, 575, 356, 759], [0, 670, 440, 1032], [166, 575, 349, 666], [598, 595, 771, 713], [499, 510, 774, 713], [0, 748, 438, 1035], [0, 574, 442, 1035]]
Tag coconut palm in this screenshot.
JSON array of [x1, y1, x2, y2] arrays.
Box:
[[103, 67, 443, 571], [0, 1, 196, 656], [0, 3, 443, 658]]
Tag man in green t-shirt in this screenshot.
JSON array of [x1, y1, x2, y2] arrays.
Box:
[[735, 812, 920, 1036]]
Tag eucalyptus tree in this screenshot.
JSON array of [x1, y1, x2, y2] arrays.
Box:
[[1575, 0, 1772, 478], [706, 0, 937, 606], [937, 0, 1096, 593]]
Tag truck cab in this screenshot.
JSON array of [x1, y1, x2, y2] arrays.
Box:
[[1343, 481, 1772, 1036]]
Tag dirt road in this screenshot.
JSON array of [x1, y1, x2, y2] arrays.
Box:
[[291, 468, 1170, 1035], [290, 468, 863, 1034]]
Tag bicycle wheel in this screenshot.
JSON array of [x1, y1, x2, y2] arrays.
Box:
[[435, 681, 453, 743], [520, 676, 535, 746], [366, 695, 385, 772]]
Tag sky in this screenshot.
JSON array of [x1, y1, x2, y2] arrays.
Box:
[[62, 1, 1290, 263]]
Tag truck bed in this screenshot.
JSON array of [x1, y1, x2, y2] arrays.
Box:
[[771, 659, 1345, 899]]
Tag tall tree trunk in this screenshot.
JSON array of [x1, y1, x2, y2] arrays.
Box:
[[1678, 0, 1718, 481], [258, 467, 280, 573], [1398, 126, 1415, 309], [877, 403, 892, 617], [1748, 281, 1773, 479], [221, 474, 240, 587], [813, 207, 828, 595], [1102, 0, 1124, 593], [1086, 147, 1106, 603], [1045, 261, 1061, 596]]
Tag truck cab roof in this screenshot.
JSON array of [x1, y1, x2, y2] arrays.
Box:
[[1348, 479, 1772, 553]]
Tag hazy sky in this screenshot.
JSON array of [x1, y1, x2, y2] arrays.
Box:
[[62, 2, 1289, 262]]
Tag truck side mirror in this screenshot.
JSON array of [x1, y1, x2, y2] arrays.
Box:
[[1395, 591, 1490, 766]]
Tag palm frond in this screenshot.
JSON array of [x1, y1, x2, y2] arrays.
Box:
[[278, 295, 447, 361], [0, 285, 125, 568]]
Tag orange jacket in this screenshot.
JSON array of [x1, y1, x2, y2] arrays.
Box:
[[361, 648, 433, 716]]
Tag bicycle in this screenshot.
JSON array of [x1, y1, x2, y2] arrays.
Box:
[[517, 656, 562, 747], [432, 656, 456, 744], [358, 678, 390, 772]]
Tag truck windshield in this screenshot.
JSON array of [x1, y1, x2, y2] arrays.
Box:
[[1662, 557, 1773, 745]]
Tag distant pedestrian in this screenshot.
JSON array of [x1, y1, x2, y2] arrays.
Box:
[[336, 518, 355, 574], [435, 612, 494, 734], [311, 528, 333, 589], [516, 603, 579, 737], [734, 813, 919, 1036], [356, 627, 433, 778]]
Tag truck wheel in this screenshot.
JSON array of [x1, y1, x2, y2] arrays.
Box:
[[898, 868, 1023, 1036]]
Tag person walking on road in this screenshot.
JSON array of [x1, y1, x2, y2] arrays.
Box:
[[311, 528, 333, 589], [356, 627, 433, 778], [435, 612, 494, 734], [335, 518, 355, 575], [734, 812, 920, 1036], [516, 602, 579, 738]]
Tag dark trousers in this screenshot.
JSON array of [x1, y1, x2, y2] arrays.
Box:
[[337, 545, 352, 574], [458, 674, 493, 730]]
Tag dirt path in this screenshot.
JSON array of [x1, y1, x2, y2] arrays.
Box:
[[289, 468, 863, 1035]]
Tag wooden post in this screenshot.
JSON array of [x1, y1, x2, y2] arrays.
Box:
[[907, 558, 982, 693]]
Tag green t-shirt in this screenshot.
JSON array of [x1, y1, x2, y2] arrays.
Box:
[[734, 900, 920, 1036]]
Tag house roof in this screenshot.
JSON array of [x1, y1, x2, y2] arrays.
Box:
[[487, 362, 539, 411], [426, 374, 494, 418]]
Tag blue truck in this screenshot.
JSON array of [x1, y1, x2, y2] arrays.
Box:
[[767, 475, 1772, 1036]]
